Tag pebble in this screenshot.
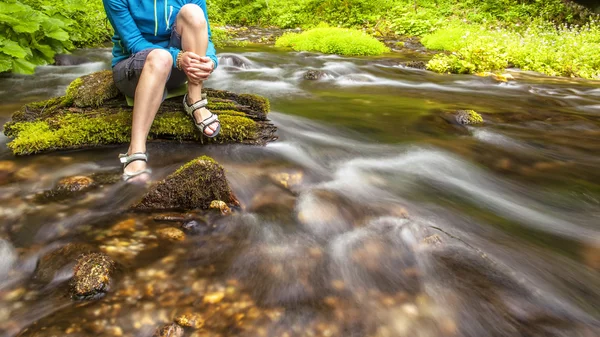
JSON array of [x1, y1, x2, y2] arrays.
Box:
[[156, 227, 186, 241]]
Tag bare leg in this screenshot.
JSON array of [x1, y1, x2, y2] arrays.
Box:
[[125, 49, 173, 176], [176, 4, 218, 135]]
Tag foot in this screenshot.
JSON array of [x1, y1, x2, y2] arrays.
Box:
[[123, 160, 150, 183], [186, 95, 219, 136], [119, 152, 152, 184]]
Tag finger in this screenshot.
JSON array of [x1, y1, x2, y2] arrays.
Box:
[[187, 52, 201, 60]]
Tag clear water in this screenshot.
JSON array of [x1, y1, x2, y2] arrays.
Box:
[[0, 46, 599, 337]]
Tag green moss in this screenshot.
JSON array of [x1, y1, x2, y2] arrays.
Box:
[[238, 93, 270, 114], [275, 27, 390, 56], [174, 155, 216, 175], [62, 71, 120, 108], [213, 109, 247, 117], [63, 77, 83, 106], [133, 155, 238, 211], [455, 110, 484, 125], [207, 101, 238, 111], [7, 110, 258, 155]]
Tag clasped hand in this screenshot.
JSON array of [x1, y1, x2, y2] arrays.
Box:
[[180, 51, 214, 84]]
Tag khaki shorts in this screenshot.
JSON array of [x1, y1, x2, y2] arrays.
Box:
[[112, 25, 187, 99]]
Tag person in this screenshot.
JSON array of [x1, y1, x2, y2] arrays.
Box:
[[102, 0, 220, 181]]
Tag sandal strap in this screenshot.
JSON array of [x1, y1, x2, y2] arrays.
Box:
[[198, 113, 219, 130], [184, 94, 208, 112], [119, 152, 148, 165]]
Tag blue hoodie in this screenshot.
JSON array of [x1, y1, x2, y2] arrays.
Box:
[[103, 0, 218, 69]]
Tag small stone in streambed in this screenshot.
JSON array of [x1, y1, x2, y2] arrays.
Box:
[[399, 61, 427, 70], [303, 70, 327, 80], [71, 252, 115, 299], [181, 219, 210, 236], [153, 323, 184, 337], [209, 200, 231, 215], [174, 313, 205, 329], [156, 227, 186, 241], [455, 110, 484, 125]]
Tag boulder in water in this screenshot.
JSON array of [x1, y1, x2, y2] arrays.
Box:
[[2, 71, 277, 156], [71, 252, 116, 299], [455, 109, 484, 125], [303, 70, 327, 80], [399, 61, 427, 70], [132, 156, 239, 211], [53, 54, 91, 66]]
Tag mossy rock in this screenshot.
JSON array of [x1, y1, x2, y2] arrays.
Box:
[[132, 156, 239, 211], [455, 110, 484, 125], [33, 243, 96, 284], [2, 71, 277, 156]]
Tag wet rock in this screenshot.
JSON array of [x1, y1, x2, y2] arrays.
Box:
[[0, 239, 16, 282], [153, 323, 184, 337], [455, 110, 483, 125], [296, 189, 363, 238], [53, 54, 90, 66], [71, 252, 116, 299], [331, 218, 420, 294], [132, 156, 239, 211], [0, 160, 16, 185], [248, 185, 297, 224], [3, 72, 276, 155], [13, 165, 37, 181], [181, 219, 211, 235], [33, 243, 96, 284], [303, 70, 327, 80], [40, 175, 95, 201], [233, 238, 326, 305], [399, 61, 427, 70], [268, 168, 304, 192], [156, 227, 186, 242], [153, 213, 192, 222], [209, 200, 232, 215], [174, 313, 204, 329]]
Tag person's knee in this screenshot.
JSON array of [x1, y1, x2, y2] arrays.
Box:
[[179, 4, 207, 28], [145, 49, 172, 75]]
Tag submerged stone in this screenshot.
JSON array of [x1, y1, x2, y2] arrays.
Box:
[[71, 252, 115, 299], [132, 156, 239, 211], [153, 323, 184, 337], [174, 313, 205, 329], [2, 71, 277, 156], [156, 227, 186, 241], [40, 175, 96, 201]]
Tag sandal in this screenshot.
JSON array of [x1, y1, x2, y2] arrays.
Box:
[[118, 152, 152, 182], [183, 94, 221, 138]]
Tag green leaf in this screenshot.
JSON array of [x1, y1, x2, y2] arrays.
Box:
[[0, 54, 12, 73], [12, 20, 41, 34], [46, 28, 69, 41], [0, 40, 29, 58], [12, 58, 36, 74], [33, 43, 55, 59]]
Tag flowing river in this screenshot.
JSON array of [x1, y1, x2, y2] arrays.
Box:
[[0, 46, 599, 337]]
